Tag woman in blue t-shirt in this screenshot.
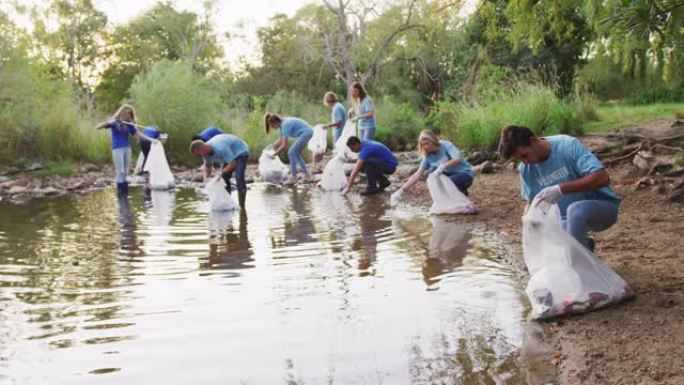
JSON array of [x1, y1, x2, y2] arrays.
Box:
[[392, 129, 475, 202], [96, 104, 159, 193], [264, 113, 314, 185], [349, 82, 376, 141], [323, 91, 346, 144]]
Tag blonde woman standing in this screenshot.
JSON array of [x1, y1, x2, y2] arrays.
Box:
[[392, 129, 474, 202], [96, 104, 158, 194], [323, 91, 347, 144], [349, 82, 375, 141]]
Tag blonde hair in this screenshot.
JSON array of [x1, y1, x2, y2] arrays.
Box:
[[323, 91, 338, 105], [113, 104, 136, 124], [417, 129, 441, 156], [263, 113, 282, 134]]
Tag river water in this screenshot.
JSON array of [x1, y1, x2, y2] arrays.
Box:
[[0, 185, 532, 384]]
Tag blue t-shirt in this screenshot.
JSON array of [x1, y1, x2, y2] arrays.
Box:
[[359, 98, 375, 129], [358, 140, 398, 168], [420, 140, 474, 177], [280, 117, 313, 139], [519, 135, 621, 218], [197, 127, 224, 142], [332, 102, 346, 127], [142, 126, 160, 139], [105, 120, 137, 149], [203, 134, 249, 166]]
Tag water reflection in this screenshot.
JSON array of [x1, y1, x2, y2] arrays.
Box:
[[423, 217, 471, 286], [117, 194, 138, 255], [353, 196, 391, 274], [204, 211, 254, 271]]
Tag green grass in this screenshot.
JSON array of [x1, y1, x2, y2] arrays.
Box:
[[583, 103, 684, 133]]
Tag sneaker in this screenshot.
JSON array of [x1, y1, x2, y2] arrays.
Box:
[[379, 177, 391, 190], [282, 176, 297, 186], [360, 187, 381, 196]]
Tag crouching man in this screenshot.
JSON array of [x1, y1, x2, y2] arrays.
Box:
[[342, 136, 397, 196], [498, 125, 621, 251]]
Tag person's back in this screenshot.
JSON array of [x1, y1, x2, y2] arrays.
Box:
[[358, 140, 398, 168], [205, 134, 249, 165], [196, 127, 224, 142]]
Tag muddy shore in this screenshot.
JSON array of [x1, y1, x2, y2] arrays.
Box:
[[1, 135, 682, 385]]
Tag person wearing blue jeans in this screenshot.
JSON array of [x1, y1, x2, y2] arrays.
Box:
[[189, 134, 250, 210], [498, 125, 621, 251], [264, 113, 314, 185], [343, 136, 398, 195], [393, 130, 475, 204], [96, 104, 159, 194], [350, 82, 376, 141], [323, 92, 346, 144]]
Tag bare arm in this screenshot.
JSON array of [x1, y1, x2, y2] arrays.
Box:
[[401, 168, 426, 191], [273, 137, 288, 155], [96, 120, 113, 130], [203, 163, 212, 182], [560, 169, 610, 194], [326, 119, 343, 128], [134, 130, 157, 143], [221, 160, 237, 175], [345, 159, 365, 189], [441, 156, 462, 169]]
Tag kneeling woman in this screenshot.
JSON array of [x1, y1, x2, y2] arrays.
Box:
[[264, 113, 314, 185], [394, 129, 475, 198]]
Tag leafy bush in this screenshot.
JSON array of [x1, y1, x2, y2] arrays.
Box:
[[130, 60, 223, 164], [627, 87, 684, 105], [375, 98, 425, 150]]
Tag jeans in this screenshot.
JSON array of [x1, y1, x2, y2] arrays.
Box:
[[288, 131, 313, 176], [564, 200, 620, 249], [140, 141, 151, 170], [359, 125, 376, 141], [447, 172, 474, 196], [333, 125, 344, 144], [222, 154, 249, 193], [362, 157, 395, 188], [112, 146, 131, 183]]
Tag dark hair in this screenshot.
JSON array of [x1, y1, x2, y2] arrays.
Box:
[[350, 82, 368, 101], [264, 113, 282, 134], [191, 135, 201, 141], [498, 125, 536, 159], [346, 136, 361, 147]]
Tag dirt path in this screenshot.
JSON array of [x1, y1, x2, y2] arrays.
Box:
[[404, 138, 684, 384]]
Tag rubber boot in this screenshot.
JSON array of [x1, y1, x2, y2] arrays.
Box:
[[238, 189, 246, 210], [116, 182, 129, 196]]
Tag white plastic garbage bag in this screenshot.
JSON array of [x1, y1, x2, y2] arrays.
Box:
[[308, 125, 327, 155], [143, 142, 175, 190], [133, 152, 144, 175], [333, 120, 357, 160], [427, 173, 477, 215], [258, 146, 289, 184], [319, 155, 347, 191], [523, 198, 633, 320], [205, 175, 238, 211]]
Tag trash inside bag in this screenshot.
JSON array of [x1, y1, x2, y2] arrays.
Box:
[[143, 142, 175, 190], [427, 173, 477, 215], [308, 125, 328, 156], [523, 198, 633, 320], [258, 145, 289, 184], [333, 120, 357, 160], [205, 175, 238, 211], [320, 155, 347, 191]]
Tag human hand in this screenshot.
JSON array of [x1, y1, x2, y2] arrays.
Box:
[[152, 138, 161, 145], [537, 185, 563, 204]]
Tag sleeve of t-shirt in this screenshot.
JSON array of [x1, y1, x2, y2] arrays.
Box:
[[519, 166, 532, 201], [443, 142, 460, 159], [568, 137, 604, 176], [334, 106, 345, 122], [361, 98, 373, 113], [420, 157, 429, 170]]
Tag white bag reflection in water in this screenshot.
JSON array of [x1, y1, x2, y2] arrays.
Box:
[[523, 198, 633, 320], [147, 189, 176, 227]]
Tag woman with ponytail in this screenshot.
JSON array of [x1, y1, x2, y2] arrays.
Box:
[[264, 113, 314, 185]]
